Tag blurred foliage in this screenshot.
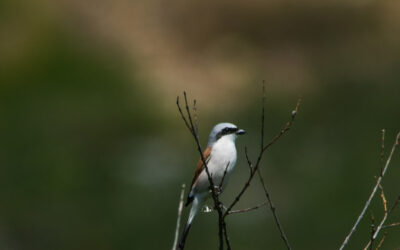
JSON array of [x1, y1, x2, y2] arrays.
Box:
[[1, 1, 400, 250]]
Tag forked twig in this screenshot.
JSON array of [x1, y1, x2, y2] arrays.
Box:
[[224, 86, 299, 250], [363, 186, 400, 250], [177, 92, 225, 250], [363, 184, 385, 250], [255, 85, 294, 250], [177, 88, 300, 250], [339, 132, 400, 250], [224, 98, 301, 219]]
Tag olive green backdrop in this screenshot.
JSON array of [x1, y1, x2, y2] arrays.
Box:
[[1, 1, 400, 249]]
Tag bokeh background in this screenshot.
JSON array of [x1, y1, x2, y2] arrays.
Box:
[[1, 0, 400, 249]]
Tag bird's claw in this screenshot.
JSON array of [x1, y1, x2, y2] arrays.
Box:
[[202, 205, 213, 213]]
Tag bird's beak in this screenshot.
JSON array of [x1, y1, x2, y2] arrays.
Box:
[[236, 129, 246, 135]]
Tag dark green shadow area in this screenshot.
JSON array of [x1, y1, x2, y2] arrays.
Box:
[[0, 24, 162, 250]]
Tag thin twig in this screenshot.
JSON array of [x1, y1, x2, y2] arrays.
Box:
[[388, 195, 400, 213], [177, 89, 300, 250], [172, 184, 186, 250], [257, 84, 292, 250], [183, 93, 196, 136], [223, 88, 298, 250], [224, 98, 301, 218], [378, 185, 387, 213], [339, 132, 400, 250], [228, 201, 267, 215], [382, 222, 400, 229], [260, 99, 300, 154], [368, 211, 376, 250], [375, 233, 386, 250], [223, 221, 231, 250], [244, 147, 253, 172], [177, 92, 225, 250], [193, 100, 199, 135], [176, 96, 191, 131], [257, 169, 292, 250], [219, 162, 230, 188], [364, 185, 399, 250]]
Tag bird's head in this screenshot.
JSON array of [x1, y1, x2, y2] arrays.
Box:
[[207, 122, 245, 146]]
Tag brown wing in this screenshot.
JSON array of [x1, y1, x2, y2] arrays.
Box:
[[185, 147, 212, 206]]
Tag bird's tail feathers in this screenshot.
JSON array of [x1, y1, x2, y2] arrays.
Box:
[[178, 222, 191, 250], [178, 197, 201, 249]]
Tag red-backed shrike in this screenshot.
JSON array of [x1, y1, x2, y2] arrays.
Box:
[[179, 123, 245, 249]]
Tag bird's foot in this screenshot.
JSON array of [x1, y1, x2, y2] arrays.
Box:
[[202, 205, 213, 213]]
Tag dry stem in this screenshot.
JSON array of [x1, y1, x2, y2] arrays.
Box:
[[172, 184, 186, 250], [228, 201, 268, 215], [177, 93, 225, 250], [339, 132, 400, 250]]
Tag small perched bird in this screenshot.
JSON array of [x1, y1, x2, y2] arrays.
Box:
[[178, 122, 245, 249]]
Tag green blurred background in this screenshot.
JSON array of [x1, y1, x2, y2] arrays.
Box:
[[1, 0, 400, 249]]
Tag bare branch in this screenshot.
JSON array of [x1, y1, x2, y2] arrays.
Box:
[[177, 89, 300, 250], [222, 221, 231, 250], [388, 195, 400, 213], [261, 98, 301, 154], [177, 93, 218, 199], [364, 185, 400, 250], [339, 132, 400, 250], [193, 99, 199, 135], [378, 185, 388, 214], [257, 169, 292, 250], [176, 96, 191, 132], [368, 212, 375, 250], [224, 98, 301, 218], [382, 222, 400, 229], [177, 92, 225, 250], [244, 146, 253, 172], [228, 201, 267, 215], [375, 233, 386, 250], [219, 162, 230, 188], [183, 92, 196, 136], [223, 87, 298, 250], [172, 184, 186, 250], [255, 84, 292, 250]]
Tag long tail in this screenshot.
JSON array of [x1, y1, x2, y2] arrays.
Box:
[[178, 197, 201, 250]]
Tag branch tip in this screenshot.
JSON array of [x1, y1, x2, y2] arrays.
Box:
[[341, 131, 400, 250]]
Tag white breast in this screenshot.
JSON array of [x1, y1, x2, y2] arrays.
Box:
[[193, 135, 238, 196]]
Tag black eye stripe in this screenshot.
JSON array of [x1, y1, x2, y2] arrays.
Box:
[[216, 127, 238, 139]]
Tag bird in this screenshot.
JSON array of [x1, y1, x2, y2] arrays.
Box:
[[178, 122, 245, 249]]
